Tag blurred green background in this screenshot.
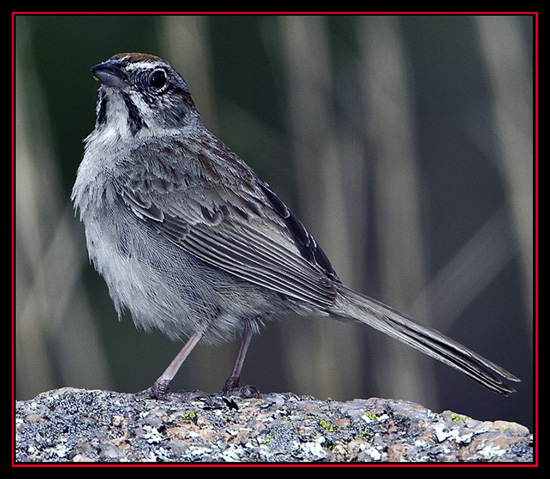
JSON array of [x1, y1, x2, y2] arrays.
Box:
[[15, 14, 534, 431]]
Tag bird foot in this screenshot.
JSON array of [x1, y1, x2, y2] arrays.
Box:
[[135, 378, 260, 408], [136, 379, 179, 401], [220, 377, 261, 398]]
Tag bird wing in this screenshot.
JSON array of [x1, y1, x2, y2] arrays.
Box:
[[116, 139, 340, 310]]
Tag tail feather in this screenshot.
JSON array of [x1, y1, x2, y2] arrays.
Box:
[[332, 285, 520, 395]]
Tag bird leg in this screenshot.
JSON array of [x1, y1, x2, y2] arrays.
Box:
[[147, 331, 203, 400], [221, 325, 259, 398]]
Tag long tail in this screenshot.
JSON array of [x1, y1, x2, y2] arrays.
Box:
[[332, 284, 520, 395]]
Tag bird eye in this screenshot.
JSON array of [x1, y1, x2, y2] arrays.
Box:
[[150, 69, 167, 89]]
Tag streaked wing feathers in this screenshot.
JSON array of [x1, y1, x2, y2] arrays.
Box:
[[120, 174, 339, 309]]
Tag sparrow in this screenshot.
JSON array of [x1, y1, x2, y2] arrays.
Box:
[[72, 52, 519, 399]]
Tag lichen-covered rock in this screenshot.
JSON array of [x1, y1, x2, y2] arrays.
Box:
[[14, 387, 533, 463]]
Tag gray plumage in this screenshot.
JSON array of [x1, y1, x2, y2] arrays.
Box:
[[72, 53, 519, 396]]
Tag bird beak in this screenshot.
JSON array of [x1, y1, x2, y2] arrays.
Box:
[[91, 60, 128, 89]]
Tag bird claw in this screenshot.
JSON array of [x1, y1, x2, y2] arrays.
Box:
[[220, 378, 261, 399]]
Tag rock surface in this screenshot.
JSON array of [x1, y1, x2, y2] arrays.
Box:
[[15, 387, 533, 463]]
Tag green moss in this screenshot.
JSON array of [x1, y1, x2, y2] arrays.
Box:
[[450, 413, 466, 423], [363, 412, 380, 421], [318, 419, 337, 433], [181, 410, 197, 421]]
